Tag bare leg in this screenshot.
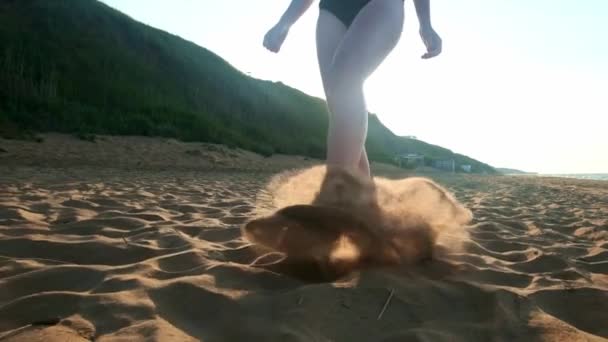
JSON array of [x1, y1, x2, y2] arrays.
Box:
[[316, 10, 347, 103], [358, 147, 371, 177], [316, 10, 373, 177], [317, 0, 404, 177]]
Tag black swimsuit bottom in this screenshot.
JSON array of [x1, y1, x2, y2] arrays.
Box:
[[319, 0, 403, 28]]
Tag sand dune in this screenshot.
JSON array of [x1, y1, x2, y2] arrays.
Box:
[[0, 138, 607, 341]]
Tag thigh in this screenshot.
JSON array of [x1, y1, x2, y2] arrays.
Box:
[[315, 9, 347, 92], [329, 0, 405, 84]]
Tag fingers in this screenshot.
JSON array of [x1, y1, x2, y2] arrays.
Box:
[[262, 31, 276, 53], [418, 28, 442, 59], [421, 46, 441, 59], [263, 25, 289, 53], [265, 43, 278, 53], [263, 33, 277, 53], [263, 37, 283, 53], [263, 39, 279, 53], [421, 35, 442, 59]]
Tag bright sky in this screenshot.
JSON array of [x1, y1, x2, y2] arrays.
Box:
[[100, 0, 607, 174]]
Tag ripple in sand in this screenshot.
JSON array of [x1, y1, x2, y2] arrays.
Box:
[[508, 254, 569, 274], [0, 266, 105, 304], [1, 164, 606, 341], [530, 288, 608, 338], [0, 238, 163, 266]]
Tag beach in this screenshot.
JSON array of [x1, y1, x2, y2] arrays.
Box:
[[0, 134, 607, 341]]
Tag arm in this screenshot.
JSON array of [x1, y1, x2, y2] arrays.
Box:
[[276, 0, 315, 29], [263, 0, 315, 53], [413, 0, 432, 30], [413, 0, 442, 59]]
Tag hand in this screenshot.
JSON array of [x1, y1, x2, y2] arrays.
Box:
[[419, 26, 442, 59], [263, 23, 290, 53]]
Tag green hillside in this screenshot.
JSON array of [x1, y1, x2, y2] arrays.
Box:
[[0, 0, 496, 173], [497, 168, 536, 175]]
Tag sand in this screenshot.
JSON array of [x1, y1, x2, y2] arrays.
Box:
[[0, 134, 607, 341]]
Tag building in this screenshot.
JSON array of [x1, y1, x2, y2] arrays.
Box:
[[433, 159, 456, 172], [394, 153, 425, 168]]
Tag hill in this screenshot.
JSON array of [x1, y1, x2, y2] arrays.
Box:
[[0, 0, 496, 174], [497, 168, 536, 175]]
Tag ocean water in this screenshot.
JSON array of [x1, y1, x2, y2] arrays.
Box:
[[540, 173, 608, 181]]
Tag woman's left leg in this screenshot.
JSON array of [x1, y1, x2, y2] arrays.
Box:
[[323, 0, 405, 176]]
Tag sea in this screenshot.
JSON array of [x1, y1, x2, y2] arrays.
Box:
[[539, 173, 608, 181]]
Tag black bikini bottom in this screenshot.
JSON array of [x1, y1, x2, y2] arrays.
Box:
[[319, 0, 403, 28]]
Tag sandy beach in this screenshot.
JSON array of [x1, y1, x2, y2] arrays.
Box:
[[0, 134, 606, 341]]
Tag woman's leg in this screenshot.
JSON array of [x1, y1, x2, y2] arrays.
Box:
[[316, 9, 372, 177], [321, 0, 404, 176], [358, 147, 371, 177]]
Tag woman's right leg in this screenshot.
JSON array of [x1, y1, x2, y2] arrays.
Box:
[[316, 9, 371, 177], [358, 146, 371, 178]]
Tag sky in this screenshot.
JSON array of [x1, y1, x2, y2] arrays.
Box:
[[99, 0, 607, 174]]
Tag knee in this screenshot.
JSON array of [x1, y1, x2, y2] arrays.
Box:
[[324, 65, 364, 97]]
